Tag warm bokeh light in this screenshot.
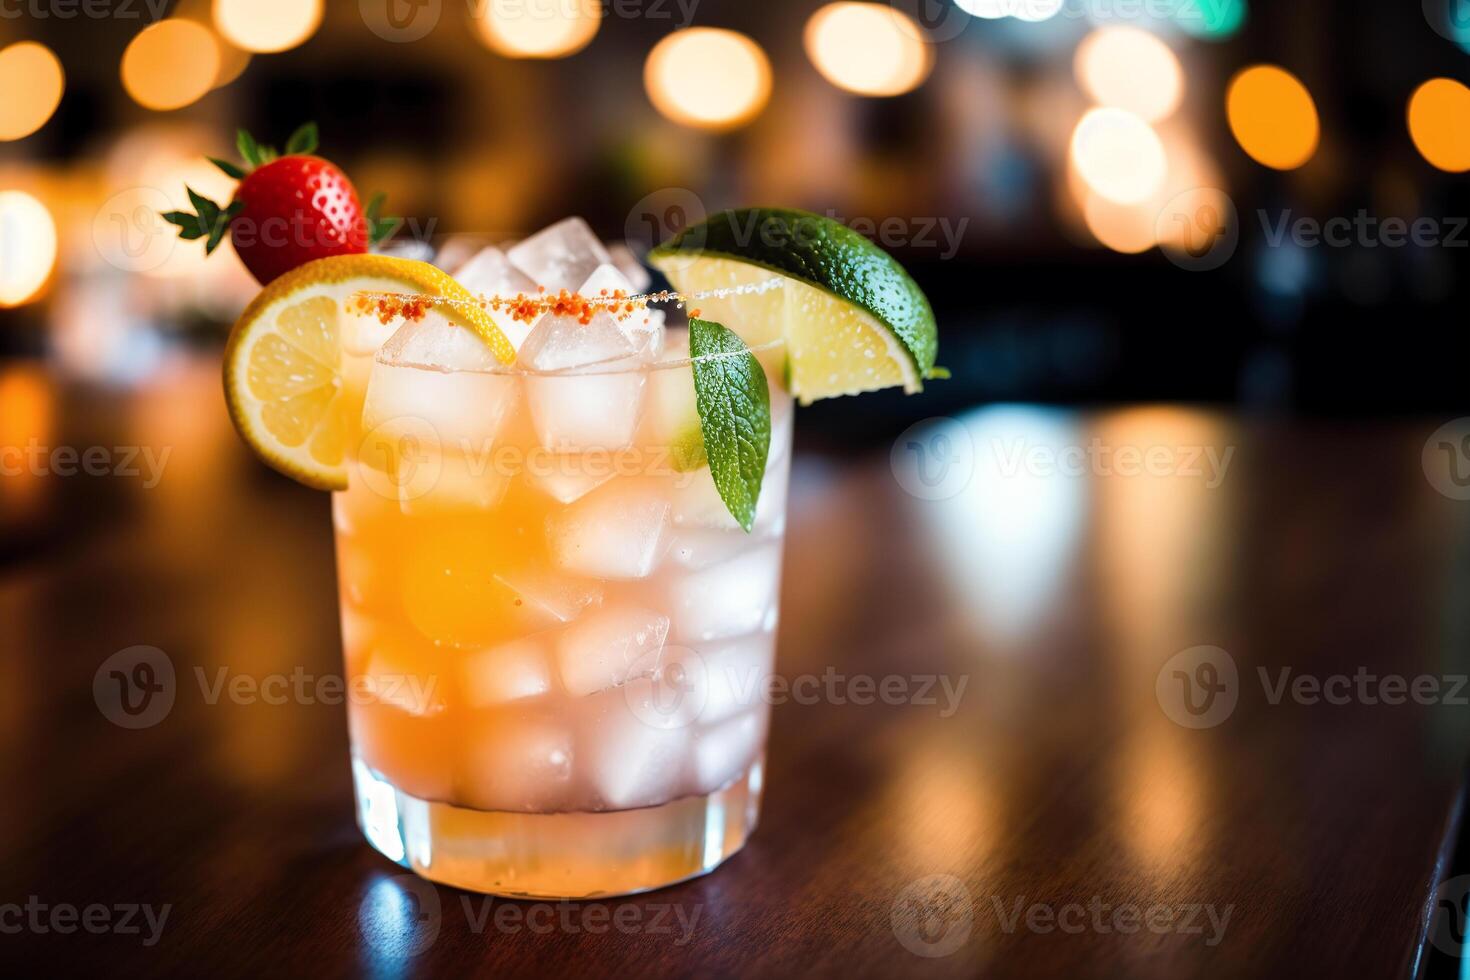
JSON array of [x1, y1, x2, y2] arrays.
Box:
[[1075, 27, 1183, 123], [1408, 78, 1470, 173], [1082, 193, 1156, 254], [1226, 65, 1319, 170], [213, 0, 322, 54], [644, 29, 772, 131], [122, 20, 221, 112], [0, 190, 57, 307], [473, 0, 601, 59], [804, 3, 933, 97], [1070, 108, 1166, 206], [211, 36, 252, 88], [0, 362, 54, 518], [0, 43, 64, 142]]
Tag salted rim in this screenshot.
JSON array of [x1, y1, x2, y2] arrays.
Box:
[[379, 329, 787, 378], [361, 277, 788, 378]]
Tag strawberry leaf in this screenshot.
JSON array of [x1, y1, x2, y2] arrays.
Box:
[[236, 128, 263, 168], [208, 156, 246, 180], [285, 122, 319, 156], [161, 211, 208, 241], [206, 201, 244, 254], [365, 192, 403, 247]]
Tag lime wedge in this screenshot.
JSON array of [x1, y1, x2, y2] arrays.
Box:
[[648, 208, 938, 403]]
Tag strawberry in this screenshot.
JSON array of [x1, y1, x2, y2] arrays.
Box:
[[163, 123, 401, 286]]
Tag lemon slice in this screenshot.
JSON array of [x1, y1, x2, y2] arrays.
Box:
[[648, 208, 938, 404], [222, 254, 513, 490]]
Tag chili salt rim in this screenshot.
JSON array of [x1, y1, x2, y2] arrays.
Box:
[[354, 276, 789, 377]]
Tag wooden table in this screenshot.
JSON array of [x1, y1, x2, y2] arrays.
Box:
[[3, 357, 1468, 978]]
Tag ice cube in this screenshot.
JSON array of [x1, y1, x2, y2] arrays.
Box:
[[375, 238, 436, 263], [549, 480, 671, 579], [669, 543, 783, 643], [525, 455, 615, 504], [519, 312, 638, 373], [380, 312, 503, 373], [524, 372, 646, 453], [585, 709, 688, 809], [670, 451, 789, 533], [458, 712, 573, 812], [452, 245, 540, 351], [665, 529, 755, 570], [399, 451, 512, 515], [364, 319, 521, 454], [696, 633, 776, 725], [617, 637, 768, 731], [493, 566, 604, 623], [508, 217, 613, 291], [578, 264, 662, 357], [607, 242, 652, 293], [359, 640, 445, 717], [462, 636, 553, 707], [694, 712, 766, 789], [555, 604, 670, 697], [639, 334, 698, 451]]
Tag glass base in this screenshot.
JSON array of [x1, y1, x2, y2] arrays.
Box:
[[352, 755, 764, 899]]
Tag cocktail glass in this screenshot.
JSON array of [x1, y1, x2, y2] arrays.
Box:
[[333, 279, 792, 898]]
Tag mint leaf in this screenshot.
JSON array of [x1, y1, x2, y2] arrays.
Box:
[[689, 318, 770, 532], [285, 122, 319, 155]]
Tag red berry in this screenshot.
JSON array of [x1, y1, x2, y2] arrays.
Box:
[[230, 156, 368, 285]]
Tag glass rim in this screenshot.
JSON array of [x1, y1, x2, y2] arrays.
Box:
[[379, 334, 788, 378]]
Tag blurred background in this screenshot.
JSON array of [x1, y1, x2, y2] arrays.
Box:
[[0, 0, 1468, 466], [2, 0, 1468, 394]]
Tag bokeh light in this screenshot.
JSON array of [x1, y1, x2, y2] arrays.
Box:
[[0, 190, 58, 307], [1226, 65, 1319, 170], [958, 0, 1064, 21], [645, 29, 772, 131], [1069, 108, 1166, 205], [0, 43, 64, 142], [1074, 27, 1183, 123], [122, 20, 221, 112], [473, 0, 601, 59], [804, 3, 933, 98], [213, 0, 322, 54], [1408, 78, 1470, 173]]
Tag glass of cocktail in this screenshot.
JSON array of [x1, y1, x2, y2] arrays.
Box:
[[211, 195, 937, 897], [336, 227, 794, 896]]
